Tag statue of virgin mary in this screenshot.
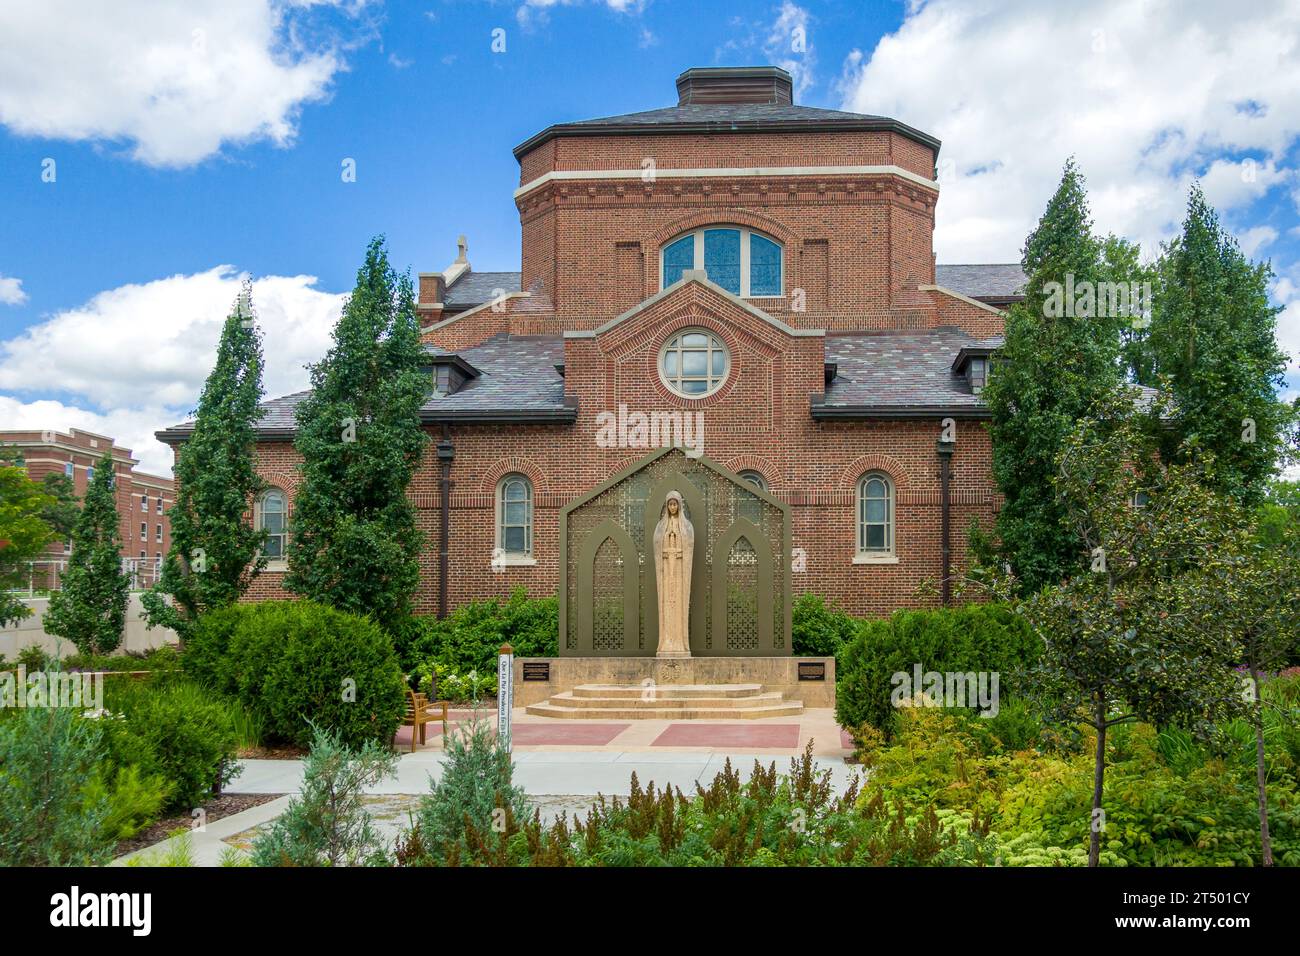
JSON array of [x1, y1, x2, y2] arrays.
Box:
[[653, 490, 693, 658]]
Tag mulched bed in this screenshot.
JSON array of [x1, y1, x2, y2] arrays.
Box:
[[238, 744, 309, 759], [114, 792, 285, 857]]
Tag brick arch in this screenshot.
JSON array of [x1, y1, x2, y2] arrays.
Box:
[[723, 454, 782, 490], [837, 454, 912, 492], [479, 457, 549, 495], [646, 209, 801, 298], [258, 470, 300, 510]]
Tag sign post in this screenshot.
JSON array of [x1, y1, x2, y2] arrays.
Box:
[[497, 643, 513, 753]]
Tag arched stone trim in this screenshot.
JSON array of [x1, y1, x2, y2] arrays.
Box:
[[647, 210, 800, 299], [836, 454, 912, 493], [723, 455, 782, 491], [711, 519, 775, 654], [575, 519, 640, 656], [480, 457, 549, 495]]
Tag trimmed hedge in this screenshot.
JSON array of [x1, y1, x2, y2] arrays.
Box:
[[186, 600, 406, 749], [395, 588, 558, 677], [836, 603, 1040, 736], [791, 593, 859, 656]]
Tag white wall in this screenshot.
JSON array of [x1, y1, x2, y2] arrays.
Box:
[[0, 594, 179, 660]]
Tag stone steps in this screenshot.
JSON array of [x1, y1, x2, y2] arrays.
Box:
[[525, 682, 803, 720]]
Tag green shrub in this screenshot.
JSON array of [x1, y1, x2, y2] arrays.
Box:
[[791, 593, 859, 657], [187, 600, 406, 749], [252, 725, 397, 867], [0, 705, 112, 866], [14, 643, 50, 671], [836, 603, 1040, 736], [414, 661, 496, 702], [65, 644, 181, 673], [108, 680, 241, 809], [84, 763, 172, 841], [396, 588, 558, 676]]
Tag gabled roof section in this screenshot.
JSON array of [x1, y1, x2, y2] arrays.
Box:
[[564, 270, 824, 341], [934, 264, 1027, 303], [444, 270, 522, 308]]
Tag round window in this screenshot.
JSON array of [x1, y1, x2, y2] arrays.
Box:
[[659, 329, 729, 398]]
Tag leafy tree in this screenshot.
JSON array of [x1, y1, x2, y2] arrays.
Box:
[[1211, 517, 1300, 866], [44, 449, 131, 655], [1104, 234, 1158, 386], [1255, 479, 1300, 548], [285, 237, 429, 633], [1148, 184, 1294, 502], [0, 459, 57, 625], [1013, 390, 1247, 866], [38, 471, 81, 542], [143, 285, 266, 643], [984, 161, 1125, 592]]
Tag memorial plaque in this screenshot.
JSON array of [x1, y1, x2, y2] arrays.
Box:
[[797, 661, 826, 682], [523, 661, 551, 682]]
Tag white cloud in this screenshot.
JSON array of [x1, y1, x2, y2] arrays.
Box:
[[0, 0, 370, 167], [764, 2, 816, 99], [1239, 225, 1280, 259], [0, 275, 27, 306], [1273, 267, 1300, 374], [0, 268, 346, 475], [516, 0, 644, 29], [838, 0, 1300, 262]]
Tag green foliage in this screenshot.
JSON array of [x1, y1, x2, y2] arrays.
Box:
[[144, 285, 267, 643], [285, 237, 430, 633], [0, 457, 58, 625], [1149, 185, 1294, 503], [83, 763, 172, 842], [791, 593, 858, 656], [44, 449, 130, 654], [252, 724, 398, 867], [14, 643, 51, 670], [414, 661, 496, 701], [834, 603, 1039, 735], [983, 160, 1127, 593], [64, 644, 181, 673], [185, 600, 405, 748], [106, 679, 241, 810], [411, 716, 532, 865], [398, 588, 558, 675], [0, 704, 112, 866]]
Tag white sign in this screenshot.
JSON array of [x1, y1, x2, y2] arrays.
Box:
[[497, 649, 513, 753]]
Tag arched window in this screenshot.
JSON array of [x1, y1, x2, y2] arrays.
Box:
[[737, 470, 767, 492], [660, 328, 730, 398], [737, 471, 766, 525], [258, 489, 287, 559], [497, 475, 533, 558], [660, 226, 783, 297], [857, 473, 894, 557]]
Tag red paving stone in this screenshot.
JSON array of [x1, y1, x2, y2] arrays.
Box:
[[840, 729, 855, 750], [651, 723, 801, 749], [511, 723, 631, 746]]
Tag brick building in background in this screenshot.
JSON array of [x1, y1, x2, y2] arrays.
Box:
[[1, 427, 174, 588], [160, 66, 1025, 627]]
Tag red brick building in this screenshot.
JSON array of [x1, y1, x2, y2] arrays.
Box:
[[1, 427, 174, 588], [161, 66, 1024, 621]]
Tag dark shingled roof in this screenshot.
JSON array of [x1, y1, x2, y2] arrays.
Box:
[[444, 271, 523, 308], [515, 102, 941, 158], [934, 264, 1026, 302], [820, 328, 999, 413]]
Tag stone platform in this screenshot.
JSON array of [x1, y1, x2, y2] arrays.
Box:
[[526, 682, 804, 719], [513, 657, 835, 710]]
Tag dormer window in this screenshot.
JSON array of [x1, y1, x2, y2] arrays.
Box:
[[661, 227, 783, 297], [952, 346, 997, 395], [968, 356, 988, 393], [426, 354, 482, 397]]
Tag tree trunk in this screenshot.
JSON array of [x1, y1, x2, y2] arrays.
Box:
[[1089, 705, 1106, 868], [1250, 663, 1273, 867]]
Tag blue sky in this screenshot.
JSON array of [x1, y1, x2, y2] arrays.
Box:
[[0, 0, 1297, 474]]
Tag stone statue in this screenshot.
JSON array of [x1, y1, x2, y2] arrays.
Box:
[[653, 491, 693, 658]]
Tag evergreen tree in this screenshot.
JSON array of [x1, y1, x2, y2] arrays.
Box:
[[45, 449, 130, 654], [285, 237, 429, 633], [983, 160, 1124, 592], [143, 284, 267, 643], [0, 458, 57, 626], [1149, 185, 1293, 502]]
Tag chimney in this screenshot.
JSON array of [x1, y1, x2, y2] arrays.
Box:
[[675, 66, 794, 106]]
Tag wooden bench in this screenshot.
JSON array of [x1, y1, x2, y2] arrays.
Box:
[[403, 689, 449, 752]]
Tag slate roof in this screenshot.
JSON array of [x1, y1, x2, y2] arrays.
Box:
[[515, 103, 940, 158], [444, 271, 523, 307], [157, 335, 572, 441], [934, 264, 1026, 301], [819, 328, 999, 414]]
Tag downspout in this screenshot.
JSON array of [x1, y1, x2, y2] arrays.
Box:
[[937, 438, 955, 606], [436, 427, 455, 619]]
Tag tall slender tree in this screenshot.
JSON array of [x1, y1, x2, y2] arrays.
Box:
[[285, 237, 429, 633], [45, 449, 130, 655], [143, 284, 267, 643], [0, 459, 57, 626], [1149, 185, 1293, 502], [984, 160, 1125, 592]]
